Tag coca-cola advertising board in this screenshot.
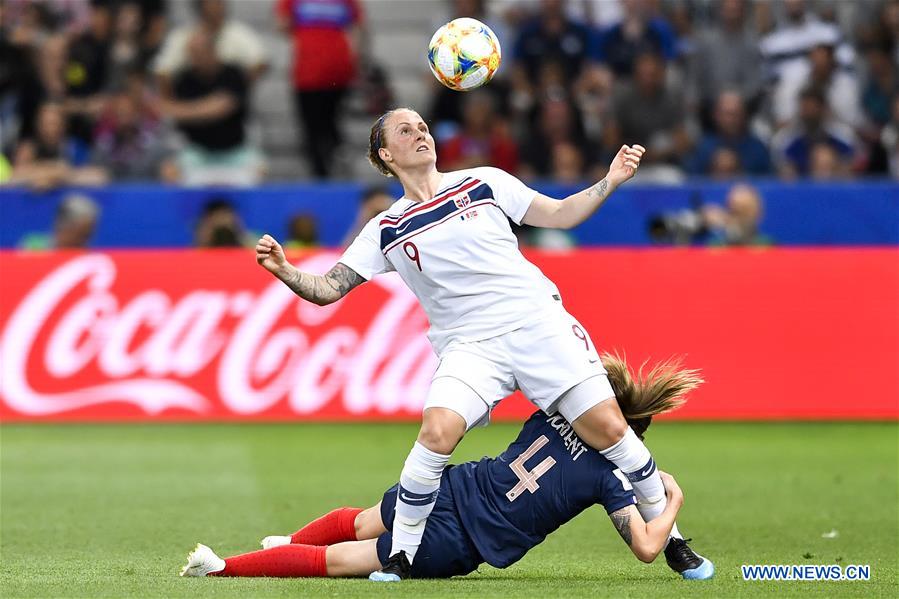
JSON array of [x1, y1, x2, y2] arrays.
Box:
[[1, 249, 897, 422]]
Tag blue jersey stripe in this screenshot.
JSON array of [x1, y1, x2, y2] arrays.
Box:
[[379, 183, 494, 250]]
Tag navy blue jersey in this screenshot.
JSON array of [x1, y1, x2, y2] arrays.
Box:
[[446, 411, 637, 568]]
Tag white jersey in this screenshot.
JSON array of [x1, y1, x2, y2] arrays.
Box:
[[339, 167, 561, 355]]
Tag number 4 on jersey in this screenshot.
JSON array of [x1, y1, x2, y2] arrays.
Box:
[[506, 435, 557, 502]]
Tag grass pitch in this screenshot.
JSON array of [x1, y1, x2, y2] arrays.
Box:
[[1, 421, 896, 598]]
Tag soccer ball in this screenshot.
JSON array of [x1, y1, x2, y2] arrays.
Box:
[[428, 17, 501, 91]]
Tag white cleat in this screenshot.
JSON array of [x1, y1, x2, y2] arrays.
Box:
[[260, 535, 292, 550], [180, 543, 226, 577]]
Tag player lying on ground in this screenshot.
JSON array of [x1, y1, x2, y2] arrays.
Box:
[[181, 354, 714, 580], [255, 107, 696, 581]]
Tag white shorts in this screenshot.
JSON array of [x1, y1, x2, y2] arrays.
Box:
[[424, 305, 616, 429]]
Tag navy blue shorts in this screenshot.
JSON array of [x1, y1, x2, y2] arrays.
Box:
[[377, 476, 483, 578]]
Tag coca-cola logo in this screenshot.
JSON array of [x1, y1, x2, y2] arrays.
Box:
[[0, 253, 436, 417]]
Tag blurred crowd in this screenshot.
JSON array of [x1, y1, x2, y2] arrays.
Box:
[[431, 0, 899, 182], [1, 0, 897, 191]]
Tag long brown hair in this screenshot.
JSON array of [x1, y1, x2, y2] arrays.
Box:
[[601, 352, 703, 438]]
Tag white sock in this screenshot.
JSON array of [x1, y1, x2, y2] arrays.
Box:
[[390, 441, 451, 563], [600, 427, 681, 539]]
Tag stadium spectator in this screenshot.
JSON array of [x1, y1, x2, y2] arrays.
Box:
[[509, 0, 592, 114], [690, 0, 763, 124], [126, 0, 168, 65], [808, 140, 850, 180], [518, 96, 596, 180], [770, 41, 863, 130], [0, 3, 54, 148], [276, 0, 364, 179], [157, 28, 261, 186], [512, 0, 592, 84], [284, 213, 319, 249], [549, 141, 586, 184], [861, 46, 898, 129], [18, 193, 101, 250], [153, 0, 267, 94], [64, 0, 113, 147], [592, 0, 677, 78], [341, 185, 394, 246], [686, 91, 771, 176], [106, 2, 144, 89], [707, 147, 742, 180], [11, 101, 107, 189], [194, 197, 250, 248], [438, 90, 518, 173], [759, 0, 855, 128], [3, 0, 91, 35], [603, 51, 690, 180], [92, 87, 171, 181], [702, 183, 772, 246], [771, 86, 857, 178], [879, 95, 899, 178]]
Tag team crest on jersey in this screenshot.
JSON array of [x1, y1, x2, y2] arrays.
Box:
[[454, 193, 472, 209]]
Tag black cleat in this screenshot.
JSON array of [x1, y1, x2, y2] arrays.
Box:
[[369, 550, 412, 582], [664, 538, 715, 580]]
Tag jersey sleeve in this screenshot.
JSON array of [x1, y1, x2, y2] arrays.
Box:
[[479, 167, 539, 225], [337, 217, 394, 280], [597, 468, 638, 514]]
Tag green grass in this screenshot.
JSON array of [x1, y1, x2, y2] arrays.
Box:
[[1, 422, 897, 598]]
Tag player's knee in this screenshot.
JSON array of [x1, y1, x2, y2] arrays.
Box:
[[573, 402, 629, 448], [604, 417, 630, 445], [417, 419, 463, 454]]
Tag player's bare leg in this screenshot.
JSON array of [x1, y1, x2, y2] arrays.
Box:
[[371, 385, 471, 582]]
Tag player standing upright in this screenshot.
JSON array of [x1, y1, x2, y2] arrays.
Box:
[[254, 107, 711, 581]]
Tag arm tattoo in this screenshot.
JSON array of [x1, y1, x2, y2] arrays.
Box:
[[282, 263, 365, 305], [610, 507, 633, 546], [587, 178, 610, 201]]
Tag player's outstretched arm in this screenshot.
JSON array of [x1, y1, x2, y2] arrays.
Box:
[[255, 234, 365, 306], [521, 144, 645, 229], [609, 471, 684, 563]]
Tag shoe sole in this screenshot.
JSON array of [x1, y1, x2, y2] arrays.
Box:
[[682, 557, 715, 580], [369, 571, 402, 582]]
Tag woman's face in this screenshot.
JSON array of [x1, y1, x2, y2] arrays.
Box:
[[379, 110, 436, 173]]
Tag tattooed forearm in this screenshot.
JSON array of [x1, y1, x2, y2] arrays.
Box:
[[282, 263, 365, 305], [610, 508, 633, 546], [587, 178, 610, 201], [323, 263, 365, 297]]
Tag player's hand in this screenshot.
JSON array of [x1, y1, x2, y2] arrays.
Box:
[[659, 470, 684, 506], [255, 234, 288, 276], [607, 144, 645, 187]]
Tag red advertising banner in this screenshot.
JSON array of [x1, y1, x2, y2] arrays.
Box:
[[1, 249, 897, 422]]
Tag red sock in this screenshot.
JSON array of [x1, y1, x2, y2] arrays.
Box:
[[290, 507, 362, 545], [213, 544, 328, 577]]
